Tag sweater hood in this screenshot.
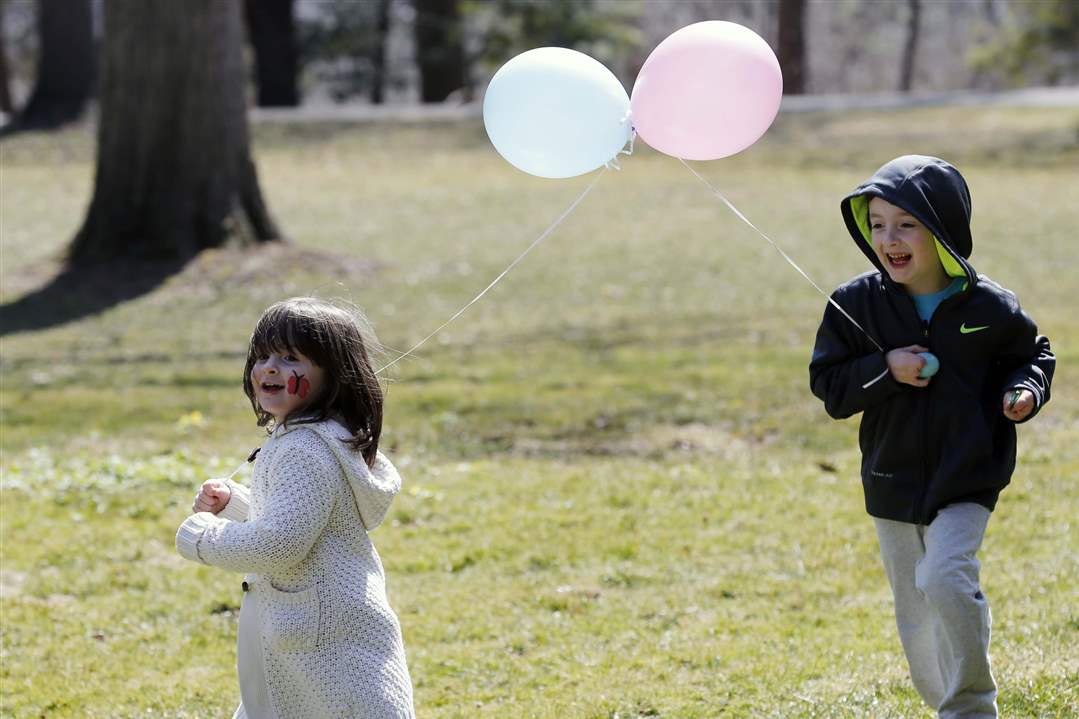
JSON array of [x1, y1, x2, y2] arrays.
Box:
[[841, 155, 976, 289], [275, 418, 401, 530]]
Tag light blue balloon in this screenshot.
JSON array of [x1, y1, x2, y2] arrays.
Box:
[[484, 47, 631, 179]]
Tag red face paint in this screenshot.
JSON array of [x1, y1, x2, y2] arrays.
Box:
[[287, 370, 311, 399]]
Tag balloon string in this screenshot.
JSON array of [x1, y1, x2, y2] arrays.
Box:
[[679, 158, 885, 353], [376, 168, 608, 375], [224, 458, 248, 481]]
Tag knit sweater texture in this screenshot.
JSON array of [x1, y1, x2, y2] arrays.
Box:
[[176, 419, 414, 718]]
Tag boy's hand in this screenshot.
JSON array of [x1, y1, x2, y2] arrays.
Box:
[[193, 480, 231, 514], [1003, 388, 1035, 422], [886, 345, 931, 387]]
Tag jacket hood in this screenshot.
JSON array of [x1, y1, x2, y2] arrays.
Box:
[[275, 418, 401, 530], [841, 155, 976, 288]]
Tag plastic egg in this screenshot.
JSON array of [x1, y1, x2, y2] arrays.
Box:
[[918, 352, 940, 379]]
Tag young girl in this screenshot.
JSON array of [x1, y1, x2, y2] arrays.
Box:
[[176, 298, 414, 719]]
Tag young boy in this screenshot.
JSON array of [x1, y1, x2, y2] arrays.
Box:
[[809, 155, 1055, 718]]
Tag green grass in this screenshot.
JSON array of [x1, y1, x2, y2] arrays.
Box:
[[2, 105, 1078, 717]]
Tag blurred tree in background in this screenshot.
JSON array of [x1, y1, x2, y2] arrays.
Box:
[[4, 0, 93, 132], [899, 0, 921, 92], [415, 0, 467, 102], [970, 0, 1079, 87], [297, 0, 394, 103], [295, 0, 640, 105], [468, 0, 642, 81], [245, 0, 300, 107], [69, 0, 280, 265], [777, 0, 806, 94], [0, 6, 12, 115]]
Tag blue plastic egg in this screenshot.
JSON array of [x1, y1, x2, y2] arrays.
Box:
[[918, 352, 940, 379]]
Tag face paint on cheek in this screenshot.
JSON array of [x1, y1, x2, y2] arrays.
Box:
[[287, 371, 311, 399]]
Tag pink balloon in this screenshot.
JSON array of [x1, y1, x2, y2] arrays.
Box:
[[631, 21, 783, 161]]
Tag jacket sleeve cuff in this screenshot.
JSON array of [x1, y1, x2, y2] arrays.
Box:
[[175, 512, 216, 563], [860, 352, 900, 396], [217, 481, 250, 522], [1006, 382, 1044, 424]]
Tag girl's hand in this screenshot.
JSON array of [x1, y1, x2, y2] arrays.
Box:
[[886, 345, 931, 387], [1003, 388, 1035, 422], [193, 480, 231, 514]]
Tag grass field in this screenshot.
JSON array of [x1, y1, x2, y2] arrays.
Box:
[[2, 105, 1077, 718]]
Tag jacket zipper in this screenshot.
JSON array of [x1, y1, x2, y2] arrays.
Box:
[[893, 286, 933, 524], [881, 268, 973, 524], [919, 315, 932, 524], [913, 286, 962, 524]]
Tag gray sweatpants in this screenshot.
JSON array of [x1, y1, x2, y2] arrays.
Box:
[[874, 503, 998, 719]]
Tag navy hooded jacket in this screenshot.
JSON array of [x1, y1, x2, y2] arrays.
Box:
[[809, 155, 1054, 525]]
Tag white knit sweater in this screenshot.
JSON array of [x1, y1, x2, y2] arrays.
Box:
[[176, 419, 414, 718]]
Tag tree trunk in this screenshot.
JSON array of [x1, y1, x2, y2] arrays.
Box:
[[244, 0, 299, 107], [899, 0, 921, 91], [777, 0, 806, 95], [0, 8, 13, 115], [414, 0, 467, 103], [370, 0, 391, 104], [15, 0, 94, 128], [68, 0, 281, 265]]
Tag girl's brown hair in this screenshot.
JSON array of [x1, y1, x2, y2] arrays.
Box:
[[242, 298, 384, 467]]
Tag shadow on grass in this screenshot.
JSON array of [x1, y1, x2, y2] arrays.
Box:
[[0, 258, 187, 337], [1, 245, 386, 339]]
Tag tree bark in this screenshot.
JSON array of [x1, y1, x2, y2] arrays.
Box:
[[68, 0, 281, 265], [777, 0, 806, 95], [244, 0, 299, 107], [370, 0, 391, 104], [0, 8, 13, 115], [414, 0, 467, 103], [15, 0, 94, 128], [899, 0, 921, 91]]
